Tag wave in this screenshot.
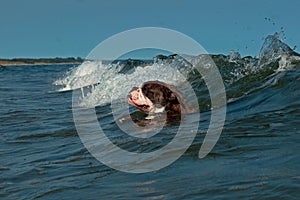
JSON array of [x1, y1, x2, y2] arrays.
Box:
[[54, 33, 300, 110]]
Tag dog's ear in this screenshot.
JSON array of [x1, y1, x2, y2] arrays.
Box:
[[169, 92, 177, 101]]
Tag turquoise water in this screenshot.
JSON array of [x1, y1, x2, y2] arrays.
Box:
[[1, 35, 300, 199]]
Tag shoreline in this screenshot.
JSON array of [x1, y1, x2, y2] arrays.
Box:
[[0, 57, 84, 67], [0, 61, 82, 67]]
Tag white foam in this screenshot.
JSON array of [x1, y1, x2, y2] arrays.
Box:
[[54, 61, 120, 91]]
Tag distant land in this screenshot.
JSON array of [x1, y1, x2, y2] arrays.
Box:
[[0, 57, 84, 66]]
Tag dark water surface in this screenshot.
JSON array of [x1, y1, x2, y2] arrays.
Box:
[[1, 58, 300, 199]]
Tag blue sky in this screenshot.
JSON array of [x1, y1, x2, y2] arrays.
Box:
[[0, 0, 299, 58]]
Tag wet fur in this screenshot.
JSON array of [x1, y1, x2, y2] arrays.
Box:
[[141, 83, 181, 116]]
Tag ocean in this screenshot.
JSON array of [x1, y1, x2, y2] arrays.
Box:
[[1, 34, 299, 199]]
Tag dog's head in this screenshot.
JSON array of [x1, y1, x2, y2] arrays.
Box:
[[128, 81, 182, 115]]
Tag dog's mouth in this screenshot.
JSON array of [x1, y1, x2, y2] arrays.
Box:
[[127, 88, 153, 113], [128, 97, 151, 112]]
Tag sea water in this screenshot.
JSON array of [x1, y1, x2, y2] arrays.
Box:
[[1, 34, 299, 199]]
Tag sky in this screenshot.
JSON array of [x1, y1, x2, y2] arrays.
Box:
[[0, 0, 299, 58]]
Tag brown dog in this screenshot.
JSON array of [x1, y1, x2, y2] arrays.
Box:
[[128, 81, 195, 119]]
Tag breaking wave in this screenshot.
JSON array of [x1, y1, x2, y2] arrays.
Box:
[[54, 33, 300, 111]]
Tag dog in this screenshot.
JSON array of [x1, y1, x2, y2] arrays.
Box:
[[128, 81, 195, 121]]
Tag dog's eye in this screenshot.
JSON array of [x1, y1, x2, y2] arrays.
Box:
[[142, 105, 149, 109]]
